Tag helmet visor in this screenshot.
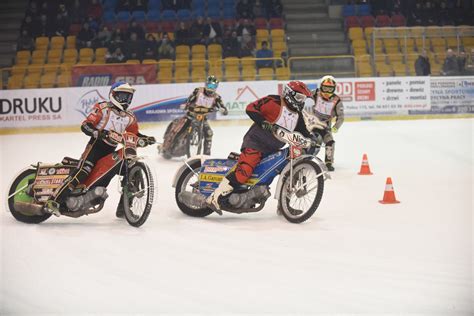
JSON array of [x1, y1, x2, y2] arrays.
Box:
[[293, 91, 307, 104], [114, 91, 133, 104], [321, 84, 335, 94], [206, 82, 218, 90]]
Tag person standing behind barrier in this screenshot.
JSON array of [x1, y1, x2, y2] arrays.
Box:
[[415, 49, 431, 76], [310, 75, 344, 172], [441, 48, 460, 75]]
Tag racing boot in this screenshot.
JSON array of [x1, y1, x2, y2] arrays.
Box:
[[206, 177, 233, 215], [326, 163, 335, 172], [116, 197, 125, 218], [44, 200, 61, 217]]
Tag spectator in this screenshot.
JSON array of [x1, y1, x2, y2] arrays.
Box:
[[157, 32, 175, 59], [97, 25, 112, 47], [25, 1, 39, 19], [57, 3, 69, 20], [33, 14, 53, 38], [190, 16, 206, 44], [77, 22, 96, 48], [126, 20, 145, 40], [441, 49, 459, 75], [175, 21, 192, 45], [21, 15, 35, 37], [464, 48, 474, 75], [203, 17, 223, 45], [17, 29, 35, 51], [256, 41, 273, 69], [87, 0, 103, 21], [237, 19, 256, 50], [124, 32, 145, 60], [415, 49, 431, 76], [457, 51, 467, 74], [144, 33, 158, 59], [106, 47, 126, 63], [107, 33, 124, 53], [54, 13, 70, 37], [236, 0, 254, 19], [162, 0, 190, 11], [86, 16, 100, 33], [223, 30, 240, 58], [70, 0, 87, 24]]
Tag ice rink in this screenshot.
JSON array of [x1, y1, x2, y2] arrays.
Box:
[[1, 118, 472, 315]]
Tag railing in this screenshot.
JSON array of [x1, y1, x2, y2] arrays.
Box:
[[287, 55, 357, 79]]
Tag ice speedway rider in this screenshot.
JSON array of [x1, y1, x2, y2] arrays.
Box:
[[183, 75, 228, 155], [310, 75, 344, 171], [207, 80, 317, 213], [44, 81, 156, 218]]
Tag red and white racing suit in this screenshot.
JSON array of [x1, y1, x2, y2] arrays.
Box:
[[52, 101, 143, 204], [226, 95, 312, 186]]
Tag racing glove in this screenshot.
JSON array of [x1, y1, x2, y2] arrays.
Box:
[[331, 126, 338, 133]]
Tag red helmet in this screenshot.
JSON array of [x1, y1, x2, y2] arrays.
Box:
[[282, 81, 312, 112]]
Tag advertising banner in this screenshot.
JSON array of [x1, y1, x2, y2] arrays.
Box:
[[71, 64, 157, 87]]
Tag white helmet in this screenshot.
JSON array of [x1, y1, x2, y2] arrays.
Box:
[[319, 75, 337, 100], [109, 81, 136, 111]]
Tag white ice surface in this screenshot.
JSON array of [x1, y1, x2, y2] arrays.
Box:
[[0, 118, 473, 315]]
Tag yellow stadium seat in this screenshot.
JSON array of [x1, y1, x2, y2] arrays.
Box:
[[240, 56, 255, 68], [256, 29, 269, 42], [31, 50, 46, 65], [35, 37, 49, 50], [356, 54, 371, 63], [374, 54, 387, 63], [364, 27, 373, 40], [445, 37, 459, 49], [191, 44, 206, 59], [383, 38, 399, 48], [142, 59, 157, 64], [95, 47, 108, 60], [270, 29, 285, 41], [224, 57, 240, 68], [191, 59, 206, 71], [57, 73, 71, 87], [63, 49, 78, 63], [357, 62, 373, 77], [352, 39, 366, 49], [275, 67, 289, 80], [272, 41, 286, 51], [15, 51, 31, 65], [387, 54, 403, 63], [40, 73, 56, 88], [50, 36, 65, 49], [175, 58, 190, 70], [241, 67, 256, 81], [11, 65, 27, 76], [66, 35, 76, 49], [43, 63, 60, 74], [7, 75, 24, 89], [430, 38, 446, 50], [431, 63, 442, 75], [425, 26, 441, 37], [47, 49, 63, 64], [79, 48, 94, 63], [462, 37, 474, 47], [191, 69, 206, 83], [24, 73, 41, 88], [207, 44, 222, 58], [126, 59, 140, 64], [385, 46, 400, 54], [353, 46, 367, 55], [394, 28, 408, 38], [414, 38, 428, 51], [392, 62, 407, 76], [348, 27, 364, 40], [376, 63, 393, 76], [409, 26, 425, 37], [157, 68, 173, 83], [258, 68, 274, 80], [175, 69, 189, 83], [175, 45, 190, 58], [225, 66, 240, 81], [369, 39, 384, 53]]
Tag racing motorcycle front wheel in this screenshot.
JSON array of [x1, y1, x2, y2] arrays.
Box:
[[279, 160, 324, 224], [122, 162, 154, 227], [8, 168, 52, 224]]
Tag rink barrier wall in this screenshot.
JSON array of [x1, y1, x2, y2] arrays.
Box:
[[0, 76, 473, 133]]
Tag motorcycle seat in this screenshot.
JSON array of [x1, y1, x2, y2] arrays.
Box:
[[227, 152, 240, 160], [62, 156, 80, 166]]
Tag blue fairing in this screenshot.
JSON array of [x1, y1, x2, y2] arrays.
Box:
[[198, 148, 289, 196]]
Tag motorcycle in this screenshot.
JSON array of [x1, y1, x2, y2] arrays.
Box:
[[7, 131, 155, 227], [172, 126, 331, 223], [158, 107, 223, 159]]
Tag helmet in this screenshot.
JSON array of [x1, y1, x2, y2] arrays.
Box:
[[205, 75, 219, 94], [109, 81, 135, 111], [319, 75, 337, 100], [282, 80, 312, 112]]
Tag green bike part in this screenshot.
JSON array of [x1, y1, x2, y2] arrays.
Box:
[[13, 173, 35, 204]]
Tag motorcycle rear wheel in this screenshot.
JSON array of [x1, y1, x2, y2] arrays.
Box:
[[279, 160, 324, 224], [122, 162, 154, 227], [8, 168, 51, 224], [175, 160, 213, 217]]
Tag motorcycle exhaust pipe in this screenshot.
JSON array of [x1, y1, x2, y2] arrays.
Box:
[[65, 187, 108, 213], [178, 191, 208, 209], [13, 201, 44, 216]]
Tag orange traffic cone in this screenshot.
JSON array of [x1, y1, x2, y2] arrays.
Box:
[[358, 153, 373, 175], [379, 177, 400, 204]]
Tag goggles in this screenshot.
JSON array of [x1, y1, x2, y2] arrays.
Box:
[[293, 91, 307, 104], [114, 91, 133, 104], [206, 82, 218, 90], [320, 84, 335, 94]]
